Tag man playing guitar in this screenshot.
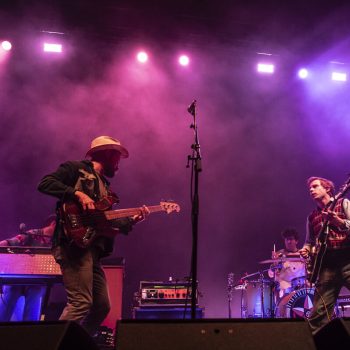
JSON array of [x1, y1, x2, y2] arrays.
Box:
[[299, 176, 350, 333], [38, 136, 149, 335]]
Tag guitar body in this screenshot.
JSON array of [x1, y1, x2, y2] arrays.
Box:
[[60, 196, 118, 248], [60, 197, 180, 249], [307, 242, 327, 284]]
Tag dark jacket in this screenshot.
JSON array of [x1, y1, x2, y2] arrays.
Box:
[[38, 160, 132, 256]]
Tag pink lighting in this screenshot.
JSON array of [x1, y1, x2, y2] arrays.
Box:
[[178, 55, 190, 66], [136, 51, 148, 63], [43, 43, 62, 53], [257, 63, 274, 74], [1, 41, 12, 51]]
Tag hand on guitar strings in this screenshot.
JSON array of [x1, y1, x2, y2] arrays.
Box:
[[131, 205, 150, 224], [321, 209, 347, 229], [75, 191, 96, 210]]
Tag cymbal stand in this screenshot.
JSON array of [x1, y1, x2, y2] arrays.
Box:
[[259, 271, 266, 318], [227, 272, 234, 318]]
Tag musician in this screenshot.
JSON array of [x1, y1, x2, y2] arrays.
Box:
[[268, 228, 304, 298], [38, 136, 148, 335], [0, 216, 56, 321], [299, 176, 350, 332], [273, 228, 300, 257]]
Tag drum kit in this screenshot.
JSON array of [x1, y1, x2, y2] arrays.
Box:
[[233, 256, 314, 319]]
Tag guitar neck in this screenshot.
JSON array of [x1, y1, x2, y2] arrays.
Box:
[[104, 205, 163, 220]]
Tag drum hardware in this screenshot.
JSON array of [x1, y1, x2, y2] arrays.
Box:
[[337, 295, 350, 317], [265, 256, 308, 300], [259, 257, 305, 264], [291, 276, 307, 290], [235, 269, 276, 319], [227, 272, 234, 318]]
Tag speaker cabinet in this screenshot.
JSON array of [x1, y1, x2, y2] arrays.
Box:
[[314, 318, 350, 350], [116, 319, 316, 350], [101, 260, 124, 330], [0, 321, 99, 350]]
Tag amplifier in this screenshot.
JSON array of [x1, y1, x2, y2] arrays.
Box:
[[137, 280, 197, 306]]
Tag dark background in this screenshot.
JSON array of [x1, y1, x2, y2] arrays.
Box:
[[1, 0, 350, 318]]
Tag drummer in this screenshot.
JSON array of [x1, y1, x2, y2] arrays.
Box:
[[268, 228, 305, 298]]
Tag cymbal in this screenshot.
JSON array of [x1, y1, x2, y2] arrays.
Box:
[[259, 257, 305, 264]]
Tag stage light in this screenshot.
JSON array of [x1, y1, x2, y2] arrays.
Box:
[[298, 68, 308, 79], [136, 51, 148, 63], [178, 55, 190, 66], [331, 72, 347, 82], [1, 40, 12, 51], [257, 63, 274, 74], [43, 43, 62, 53]]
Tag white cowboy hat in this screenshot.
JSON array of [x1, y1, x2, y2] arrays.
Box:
[[86, 136, 129, 158]]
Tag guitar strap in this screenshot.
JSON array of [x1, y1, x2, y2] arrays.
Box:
[[95, 172, 109, 198]]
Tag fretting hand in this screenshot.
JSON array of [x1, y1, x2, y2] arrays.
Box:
[[132, 205, 150, 224]]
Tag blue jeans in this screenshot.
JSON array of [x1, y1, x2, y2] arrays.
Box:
[[309, 250, 350, 332], [0, 285, 46, 321]]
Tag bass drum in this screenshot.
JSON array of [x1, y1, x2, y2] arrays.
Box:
[[276, 287, 314, 319], [241, 280, 274, 318]]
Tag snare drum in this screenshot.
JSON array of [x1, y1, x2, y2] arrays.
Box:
[[291, 276, 307, 290], [241, 281, 274, 318]]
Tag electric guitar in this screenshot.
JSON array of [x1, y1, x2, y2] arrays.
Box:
[[60, 196, 180, 248], [307, 176, 350, 284]]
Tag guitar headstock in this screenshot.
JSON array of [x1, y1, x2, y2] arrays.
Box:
[[160, 201, 181, 214], [336, 174, 350, 200]]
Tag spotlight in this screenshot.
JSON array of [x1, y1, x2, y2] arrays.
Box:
[[178, 55, 190, 66], [43, 43, 62, 53], [298, 68, 308, 79], [1, 40, 12, 51], [257, 63, 274, 74], [136, 51, 148, 63], [331, 72, 347, 82]]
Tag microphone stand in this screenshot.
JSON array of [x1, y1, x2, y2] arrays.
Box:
[[186, 100, 202, 319]]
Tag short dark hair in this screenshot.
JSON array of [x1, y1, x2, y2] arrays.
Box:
[[281, 228, 299, 241]]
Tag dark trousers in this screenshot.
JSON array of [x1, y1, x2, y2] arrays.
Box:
[[309, 251, 350, 332], [54, 245, 111, 335]]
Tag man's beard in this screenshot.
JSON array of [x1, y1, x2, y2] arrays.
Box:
[[104, 166, 116, 178]]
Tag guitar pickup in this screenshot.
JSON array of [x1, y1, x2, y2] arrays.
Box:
[[68, 215, 78, 228]]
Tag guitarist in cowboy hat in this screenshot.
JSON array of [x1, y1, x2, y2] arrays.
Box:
[[38, 136, 148, 335], [299, 176, 350, 332]]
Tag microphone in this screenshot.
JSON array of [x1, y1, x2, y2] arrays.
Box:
[[187, 100, 197, 115]]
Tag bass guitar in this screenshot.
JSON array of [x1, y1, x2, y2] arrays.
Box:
[[307, 176, 350, 284], [60, 196, 180, 248]]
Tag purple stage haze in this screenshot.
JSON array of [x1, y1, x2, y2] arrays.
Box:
[[1, 0, 350, 319]]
